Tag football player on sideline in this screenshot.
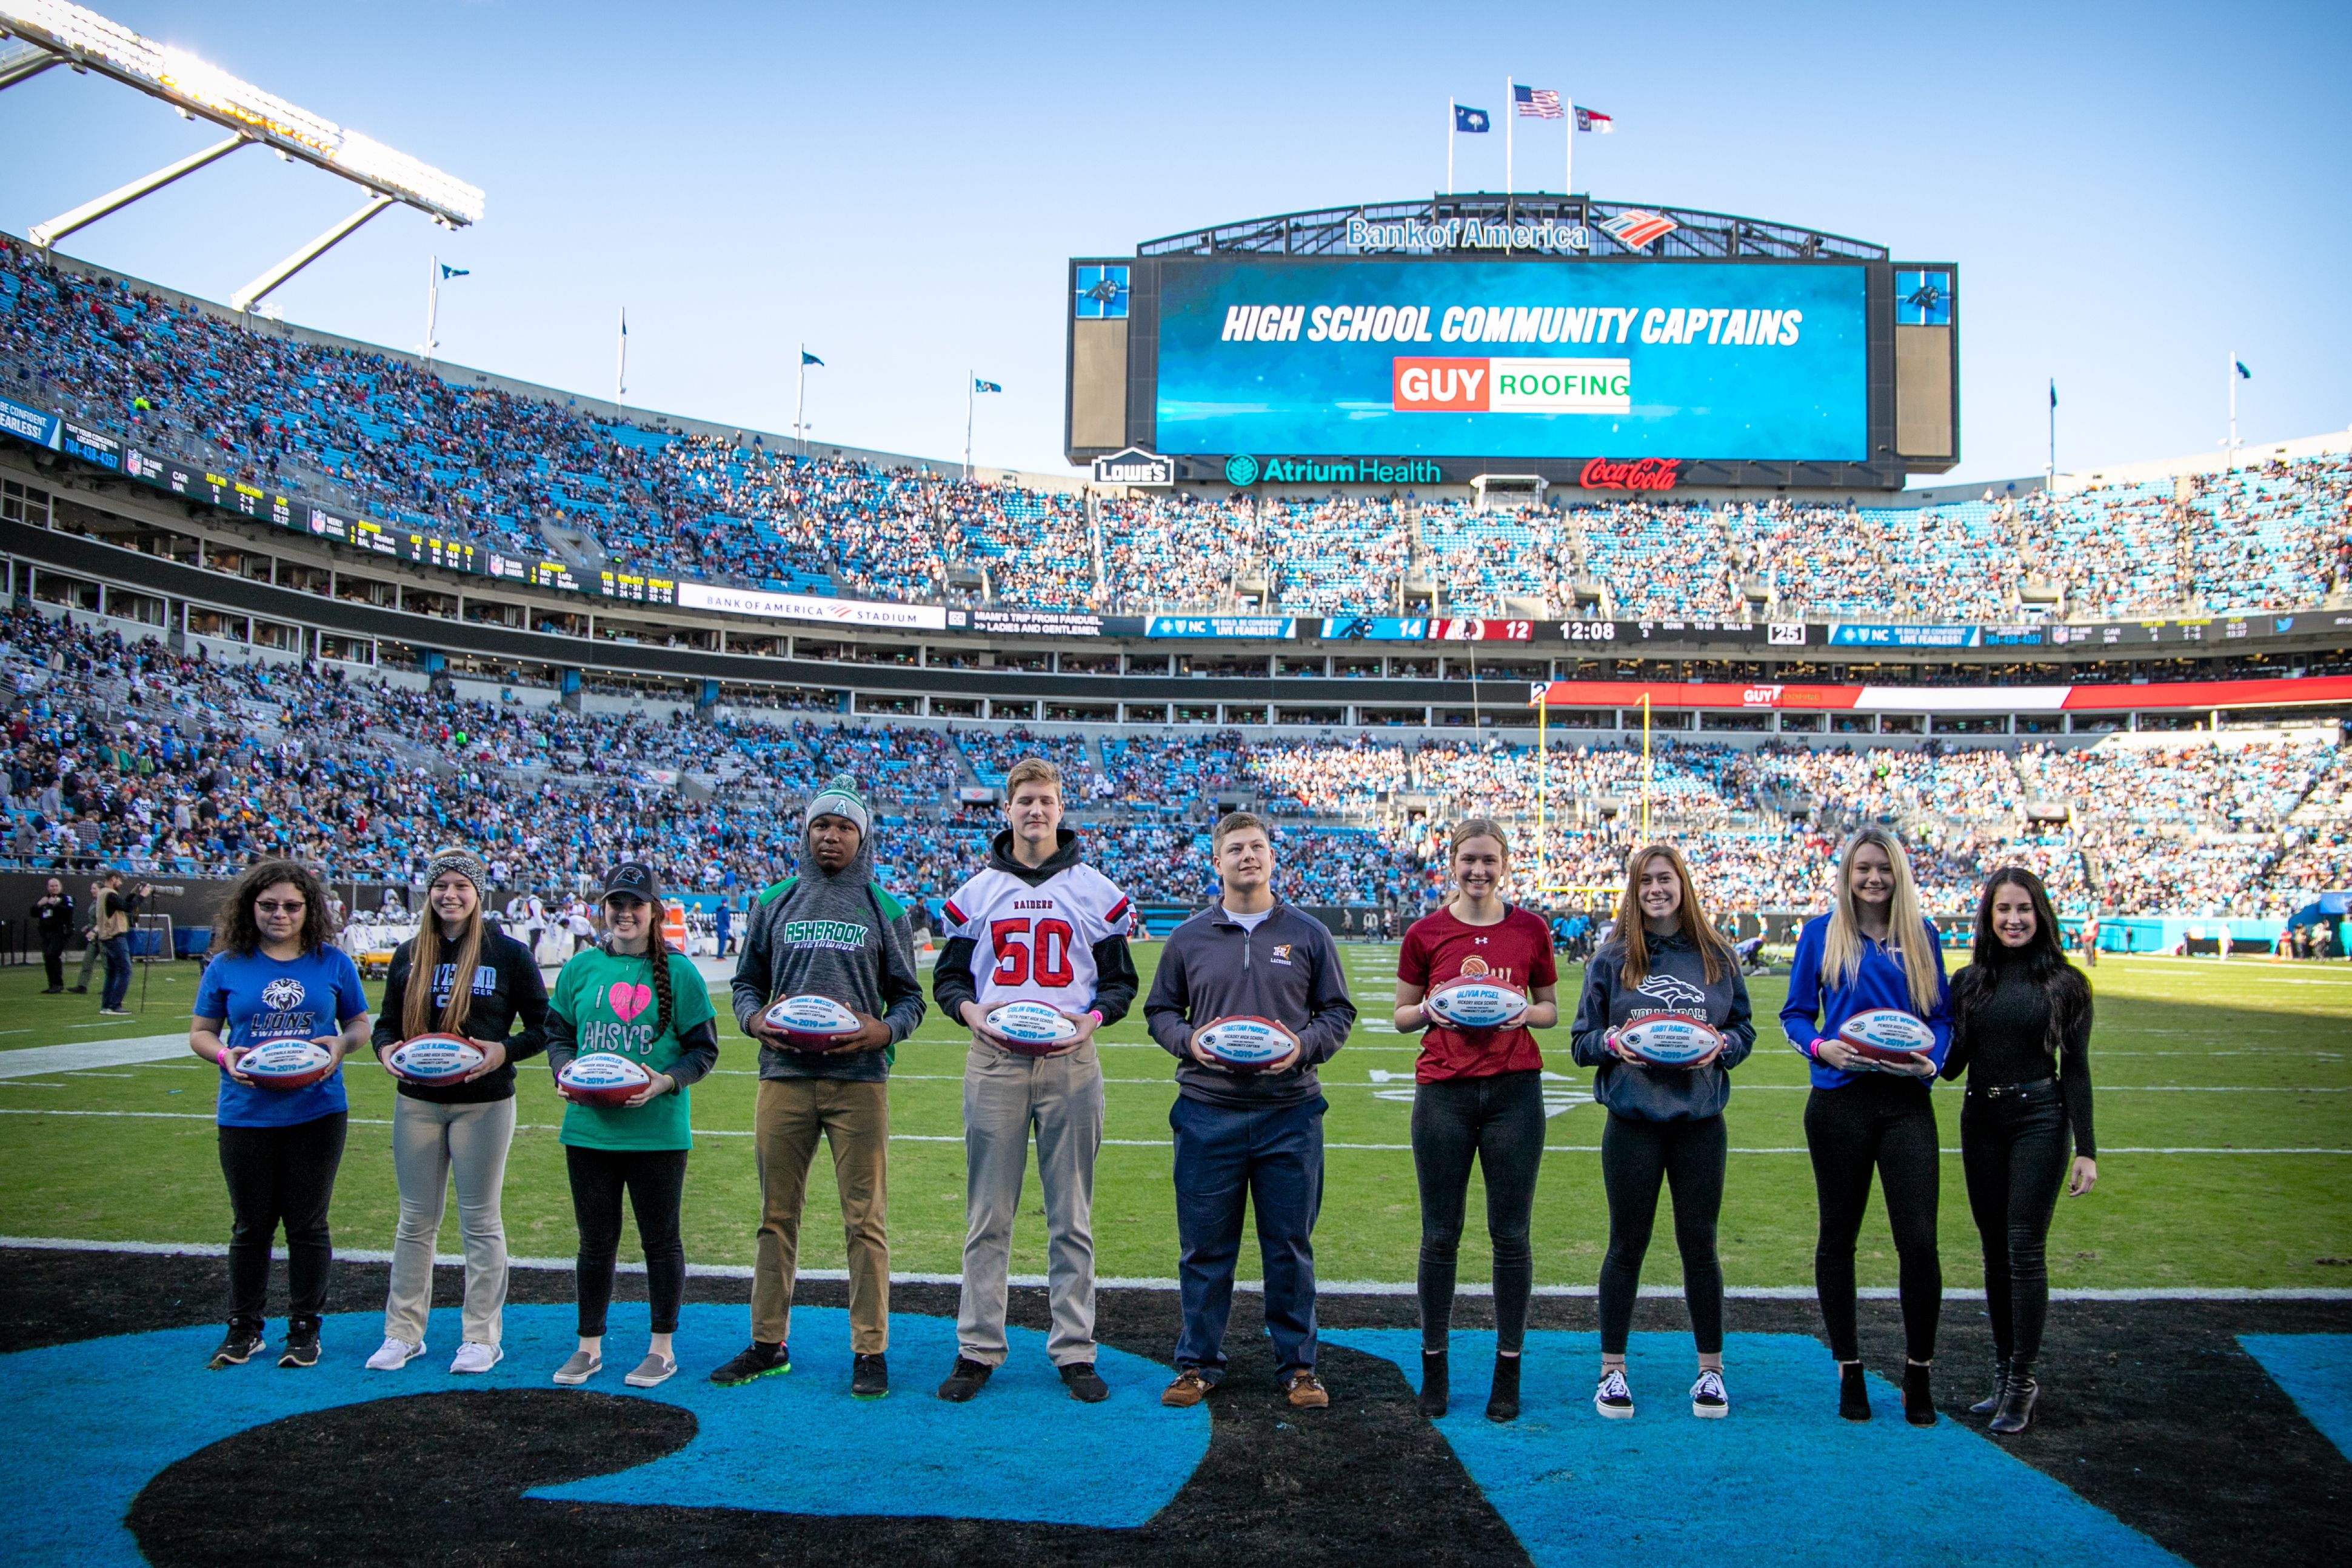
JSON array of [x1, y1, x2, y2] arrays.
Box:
[[932, 758, 1138, 1404], [1144, 812, 1355, 1411]]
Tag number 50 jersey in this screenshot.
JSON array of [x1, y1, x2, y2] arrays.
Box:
[[941, 835, 1135, 1015]]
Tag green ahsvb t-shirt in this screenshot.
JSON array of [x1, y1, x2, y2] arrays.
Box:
[[550, 946, 716, 1152]]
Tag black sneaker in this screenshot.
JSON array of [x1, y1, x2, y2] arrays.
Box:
[[936, 1356, 994, 1402], [709, 1340, 791, 1386], [852, 1353, 889, 1399], [278, 1318, 320, 1369], [1060, 1362, 1109, 1403], [207, 1324, 265, 1369]]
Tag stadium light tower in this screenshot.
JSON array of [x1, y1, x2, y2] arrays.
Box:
[[0, 1, 483, 313]]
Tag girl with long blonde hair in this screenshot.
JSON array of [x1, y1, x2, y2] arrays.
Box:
[[1568, 843, 1756, 1422], [1780, 826, 1953, 1426]]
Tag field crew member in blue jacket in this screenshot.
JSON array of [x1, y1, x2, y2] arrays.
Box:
[[1145, 812, 1356, 1411], [1782, 825, 1952, 1427]]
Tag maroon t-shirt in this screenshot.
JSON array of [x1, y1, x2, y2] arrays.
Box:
[[1398, 904, 1558, 1083]]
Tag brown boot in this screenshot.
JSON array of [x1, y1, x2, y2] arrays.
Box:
[[1161, 1367, 1212, 1408], [1283, 1369, 1329, 1409]]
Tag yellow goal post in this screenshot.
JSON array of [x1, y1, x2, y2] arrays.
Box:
[[1530, 684, 1648, 899]]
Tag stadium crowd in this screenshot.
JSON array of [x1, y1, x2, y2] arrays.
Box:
[[5, 607, 2343, 926], [8, 241, 2347, 624]]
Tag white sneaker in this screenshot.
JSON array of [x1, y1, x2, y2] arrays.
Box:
[[366, 1336, 424, 1372], [1692, 1368, 1729, 1418], [450, 1341, 503, 1375], [1595, 1367, 1635, 1419]]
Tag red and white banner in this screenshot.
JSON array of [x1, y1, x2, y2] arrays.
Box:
[[1532, 676, 2352, 714]]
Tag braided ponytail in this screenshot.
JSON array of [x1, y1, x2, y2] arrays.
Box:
[[646, 938, 675, 1041]]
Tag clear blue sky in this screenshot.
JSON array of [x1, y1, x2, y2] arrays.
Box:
[[3, 0, 2345, 484]]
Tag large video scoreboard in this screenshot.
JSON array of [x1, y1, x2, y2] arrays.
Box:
[[1067, 200, 1958, 492]]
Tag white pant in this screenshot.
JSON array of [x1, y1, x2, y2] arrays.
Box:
[[384, 1095, 516, 1346], [956, 1040, 1104, 1367]]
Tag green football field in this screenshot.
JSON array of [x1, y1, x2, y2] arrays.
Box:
[[1, 946, 2345, 1291]]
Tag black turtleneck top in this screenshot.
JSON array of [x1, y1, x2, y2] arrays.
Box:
[[1944, 959, 2095, 1156]]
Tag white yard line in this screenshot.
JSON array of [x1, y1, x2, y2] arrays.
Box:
[[2, 1107, 2345, 1155], [0, 1034, 194, 1078]]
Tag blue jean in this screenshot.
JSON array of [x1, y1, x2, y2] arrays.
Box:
[[1169, 1093, 1326, 1379], [99, 936, 132, 1011]]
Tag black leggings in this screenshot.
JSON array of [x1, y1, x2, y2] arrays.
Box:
[[566, 1145, 689, 1338], [1599, 1111, 1728, 1355], [1411, 1071, 1545, 1353], [1960, 1083, 2070, 1370], [218, 1112, 348, 1329], [1805, 1076, 1941, 1363]]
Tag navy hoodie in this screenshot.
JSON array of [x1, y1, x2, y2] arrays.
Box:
[[1569, 928, 1756, 1121]]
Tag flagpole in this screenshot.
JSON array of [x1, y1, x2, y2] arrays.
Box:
[[795, 343, 806, 457], [1565, 99, 1574, 196], [1505, 76, 1514, 201], [2047, 378, 2056, 488], [424, 254, 438, 364], [1447, 98, 1455, 195], [2227, 349, 2238, 470], [615, 305, 626, 413], [965, 372, 975, 482]]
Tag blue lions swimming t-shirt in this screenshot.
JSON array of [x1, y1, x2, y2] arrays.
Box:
[[195, 947, 369, 1128]]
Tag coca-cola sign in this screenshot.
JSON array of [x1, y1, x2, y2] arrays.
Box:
[[1579, 456, 1682, 492]]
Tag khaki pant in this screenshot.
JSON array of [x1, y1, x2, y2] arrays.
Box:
[[753, 1076, 889, 1354], [957, 1040, 1104, 1367], [384, 1094, 516, 1347]]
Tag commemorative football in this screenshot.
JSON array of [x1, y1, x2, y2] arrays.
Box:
[[1838, 1008, 1938, 1064], [234, 1039, 336, 1091], [984, 999, 1083, 1052], [558, 1052, 655, 1106], [1192, 1015, 1295, 1072], [1616, 1013, 1723, 1067], [384, 1033, 486, 1086], [1425, 976, 1531, 1030], [763, 993, 866, 1051]]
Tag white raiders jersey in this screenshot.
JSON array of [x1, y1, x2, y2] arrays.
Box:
[[942, 862, 1132, 1012]]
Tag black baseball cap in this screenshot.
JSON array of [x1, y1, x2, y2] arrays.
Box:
[[600, 861, 662, 903]]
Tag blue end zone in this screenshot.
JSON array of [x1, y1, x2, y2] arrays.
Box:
[[2238, 1334, 2352, 1461], [1325, 1329, 2186, 1568], [0, 1304, 1206, 1565]]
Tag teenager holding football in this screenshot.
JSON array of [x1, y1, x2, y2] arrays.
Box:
[[1943, 866, 2097, 1435], [366, 846, 549, 1376], [1782, 826, 1952, 1424], [189, 859, 370, 1372], [1391, 818, 1557, 1421], [1569, 843, 1754, 1421], [1145, 812, 1356, 1411], [545, 861, 718, 1390], [712, 778, 925, 1399], [934, 757, 1137, 1404]]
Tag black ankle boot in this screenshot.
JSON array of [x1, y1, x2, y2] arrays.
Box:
[[1903, 1361, 1937, 1427], [1485, 1352, 1522, 1423], [1838, 1362, 1871, 1421], [1989, 1366, 2039, 1435], [1969, 1358, 2010, 1418], [1417, 1349, 1449, 1418]]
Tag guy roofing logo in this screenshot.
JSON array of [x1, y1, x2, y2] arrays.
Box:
[[1392, 358, 1630, 413], [1633, 972, 1707, 1011], [1599, 209, 1679, 250], [261, 977, 307, 1012]]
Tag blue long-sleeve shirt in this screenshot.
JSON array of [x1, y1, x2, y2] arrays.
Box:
[[1779, 912, 1953, 1090]]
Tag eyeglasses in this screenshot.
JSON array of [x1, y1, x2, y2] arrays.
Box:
[[255, 901, 307, 915]]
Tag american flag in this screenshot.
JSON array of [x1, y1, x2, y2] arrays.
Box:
[[1514, 84, 1563, 118]]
